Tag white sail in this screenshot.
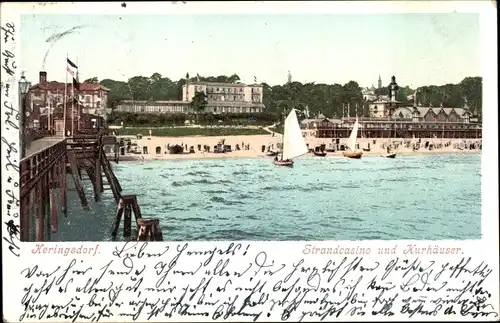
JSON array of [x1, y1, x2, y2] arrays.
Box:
[[347, 117, 359, 152], [282, 109, 308, 160]]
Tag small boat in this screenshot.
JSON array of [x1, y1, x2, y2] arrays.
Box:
[[381, 153, 396, 158], [342, 151, 363, 159], [273, 108, 309, 167], [343, 116, 363, 159], [362, 148, 371, 152], [273, 158, 294, 167], [313, 151, 327, 157], [325, 142, 336, 152], [266, 151, 279, 157]]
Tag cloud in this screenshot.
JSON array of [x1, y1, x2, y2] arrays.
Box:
[[42, 25, 90, 69]]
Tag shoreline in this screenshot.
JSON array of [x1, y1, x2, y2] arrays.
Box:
[[109, 134, 481, 162], [110, 149, 480, 162]]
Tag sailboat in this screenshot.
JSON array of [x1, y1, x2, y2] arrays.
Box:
[[273, 108, 309, 167], [342, 116, 363, 159]]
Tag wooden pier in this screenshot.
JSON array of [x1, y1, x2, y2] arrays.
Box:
[[19, 133, 163, 242]]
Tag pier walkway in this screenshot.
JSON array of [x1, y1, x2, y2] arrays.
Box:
[[25, 136, 65, 157]]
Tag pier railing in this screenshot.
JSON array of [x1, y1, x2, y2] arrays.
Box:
[[20, 139, 67, 200], [20, 139, 67, 241]]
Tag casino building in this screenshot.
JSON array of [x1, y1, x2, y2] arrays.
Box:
[[300, 76, 481, 139]]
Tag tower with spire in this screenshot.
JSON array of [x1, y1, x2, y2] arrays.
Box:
[[378, 74, 382, 89], [287, 70, 292, 84]]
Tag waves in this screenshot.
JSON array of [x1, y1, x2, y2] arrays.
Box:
[[104, 155, 481, 241]]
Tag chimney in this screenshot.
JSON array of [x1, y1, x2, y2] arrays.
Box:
[[39, 71, 47, 84]]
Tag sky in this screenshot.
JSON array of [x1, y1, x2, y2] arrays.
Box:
[[20, 12, 481, 88]]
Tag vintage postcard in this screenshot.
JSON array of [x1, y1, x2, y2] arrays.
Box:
[[1, 1, 498, 322]]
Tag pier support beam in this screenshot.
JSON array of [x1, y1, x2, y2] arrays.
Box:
[[20, 160, 30, 242], [124, 204, 132, 238], [101, 149, 122, 192], [44, 173, 51, 241], [68, 151, 89, 210], [85, 166, 101, 202], [96, 155, 103, 198], [49, 166, 59, 233], [35, 181, 44, 242], [20, 193, 30, 242], [111, 195, 144, 240], [137, 218, 163, 241], [60, 159, 67, 216], [111, 198, 124, 239]]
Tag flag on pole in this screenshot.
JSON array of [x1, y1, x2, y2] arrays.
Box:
[[74, 70, 80, 91], [254, 76, 257, 83], [67, 58, 80, 91], [67, 58, 77, 76]]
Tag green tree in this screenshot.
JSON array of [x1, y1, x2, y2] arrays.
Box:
[[128, 76, 152, 101], [190, 91, 208, 123], [228, 74, 241, 83], [84, 77, 99, 84], [459, 76, 482, 117], [342, 81, 363, 117], [100, 79, 132, 109]]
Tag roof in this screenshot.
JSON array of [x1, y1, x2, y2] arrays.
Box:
[[368, 95, 391, 103], [206, 101, 265, 108], [117, 100, 265, 108], [301, 118, 342, 124], [118, 100, 188, 105], [186, 81, 263, 88], [30, 81, 110, 92], [186, 81, 248, 87], [412, 107, 472, 116]]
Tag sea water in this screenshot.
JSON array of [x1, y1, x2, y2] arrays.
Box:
[[51, 154, 482, 241]]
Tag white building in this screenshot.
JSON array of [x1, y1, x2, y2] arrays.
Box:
[[182, 81, 265, 113], [115, 81, 266, 115], [362, 85, 378, 102], [368, 95, 391, 118], [115, 100, 191, 114]]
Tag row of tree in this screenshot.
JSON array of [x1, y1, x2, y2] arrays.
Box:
[[85, 73, 482, 123], [107, 111, 277, 126]]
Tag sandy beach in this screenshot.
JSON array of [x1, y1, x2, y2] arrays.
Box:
[[113, 134, 481, 161]]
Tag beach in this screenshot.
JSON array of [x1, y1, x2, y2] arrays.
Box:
[[114, 134, 481, 161]]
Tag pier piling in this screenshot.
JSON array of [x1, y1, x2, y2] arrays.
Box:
[[60, 158, 67, 216], [49, 167, 58, 233], [35, 181, 44, 241], [69, 151, 89, 210], [137, 218, 163, 241], [124, 204, 132, 237], [111, 198, 124, 238]]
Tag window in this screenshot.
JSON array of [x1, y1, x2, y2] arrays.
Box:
[[85, 96, 91, 103]]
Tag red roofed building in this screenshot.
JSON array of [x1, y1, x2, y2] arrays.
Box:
[[27, 71, 110, 119]]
